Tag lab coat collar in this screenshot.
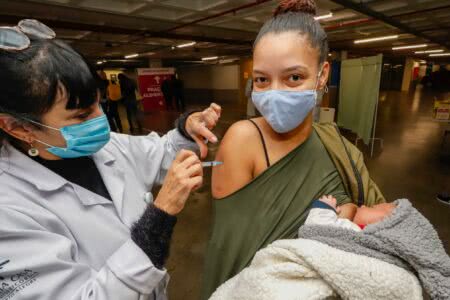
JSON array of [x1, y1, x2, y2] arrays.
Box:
[[0, 142, 67, 191], [0, 142, 118, 207], [92, 142, 126, 215], [92, 143, 116, 165]]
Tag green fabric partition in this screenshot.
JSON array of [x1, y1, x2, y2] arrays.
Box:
[[338, 54, 382, 145]]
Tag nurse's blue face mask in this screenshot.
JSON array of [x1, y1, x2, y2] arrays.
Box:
[[26, 114, 111, 159], [252, 67, 323, 133]]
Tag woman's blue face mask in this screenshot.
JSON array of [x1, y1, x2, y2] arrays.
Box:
[[252, 69, 323, 133], [27, 114, 111, 158]]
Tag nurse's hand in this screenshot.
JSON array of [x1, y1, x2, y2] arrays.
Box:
[[186, 103, 222, 159], [154, 150, 203, 215]]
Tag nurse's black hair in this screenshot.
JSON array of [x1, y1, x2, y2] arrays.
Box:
[[0, 38, 100, 146], [254, 0, 329, 65]]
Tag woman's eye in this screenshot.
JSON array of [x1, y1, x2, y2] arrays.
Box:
[[254, 77, 268, 83], [289, 74, 302, 82]]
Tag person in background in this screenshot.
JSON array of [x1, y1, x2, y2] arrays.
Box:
[[173, 74, 185, 112], [161, 77, 174, 110], [430, 65, 450, 91], [98, 71, 116, 131], [118, 73, 142, 133], [107, 79, 123, 133]]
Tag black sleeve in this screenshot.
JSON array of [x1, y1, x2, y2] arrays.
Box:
[[175, 110, 200, 142], [130, 203, 177, 269]]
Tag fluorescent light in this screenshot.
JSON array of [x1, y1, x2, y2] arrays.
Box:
[[97, 61, 103, 65], [219, 58, 239, 64], [354, 35, 398, 44], [314, 12, 333, 21], [415, 49, 444, 54], [177, 42, 196, 48], [392, 44, 427, 50], [202, 56, 219, 61], [124, 53, 139, 59], [429, 53, 450, 57], [140, 52, 155, 56]]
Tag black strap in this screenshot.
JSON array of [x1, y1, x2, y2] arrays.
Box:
[[333, 125, 365, 206], [248, 119, 270, 168]]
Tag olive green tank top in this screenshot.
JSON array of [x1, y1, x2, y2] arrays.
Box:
[[201, 130, 351, 299]]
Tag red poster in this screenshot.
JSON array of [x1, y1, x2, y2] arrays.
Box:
[[413, 67, 419, 80], [137, 68, 175, 112]]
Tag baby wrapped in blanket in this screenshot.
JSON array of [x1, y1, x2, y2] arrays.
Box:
[[209, 197, 450, 300]]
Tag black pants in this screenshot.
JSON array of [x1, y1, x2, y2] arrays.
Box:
[[163, 93, 173, 110], [101, 101, 118, 132], [174, 94, 185, 112], [125, 100, 142, 132], [108, 101, 123, 132]]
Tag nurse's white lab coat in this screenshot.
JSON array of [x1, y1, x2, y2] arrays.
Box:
[[0, 129, 197, 300]]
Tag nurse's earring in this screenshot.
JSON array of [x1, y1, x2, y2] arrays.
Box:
[[28, 142, 39, 157], [324, 85, 329, 94]]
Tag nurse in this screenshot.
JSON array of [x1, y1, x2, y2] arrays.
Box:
[[0, 20, 220, 299]]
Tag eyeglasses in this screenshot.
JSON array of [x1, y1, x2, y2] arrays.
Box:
[[0, 19, 55, 51]]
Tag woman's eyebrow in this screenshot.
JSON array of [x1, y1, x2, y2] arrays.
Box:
[[282, 65, 309, 73], [252, 69, 266, 75]]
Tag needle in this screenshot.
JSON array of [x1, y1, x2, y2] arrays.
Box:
[[202, 161, 223, 168]]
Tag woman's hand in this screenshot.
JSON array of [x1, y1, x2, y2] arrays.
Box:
[[154, 150, 203, 215], [185, 103, 222, 158]]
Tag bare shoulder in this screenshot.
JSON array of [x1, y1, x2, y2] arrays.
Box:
[[216, 119, 263, 158], [225, 119, 261, 140], [211, 119, 261, 199]]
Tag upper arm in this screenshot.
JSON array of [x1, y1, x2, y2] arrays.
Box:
[[211, 121, 258, 199], [304, 208, 339, 226], [305, 207, 361, 231], [110, 130, 197, 187], [0, 207, 165, 299]]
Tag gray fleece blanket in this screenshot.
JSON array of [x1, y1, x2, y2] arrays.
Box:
[[298, 199, 450, 300]]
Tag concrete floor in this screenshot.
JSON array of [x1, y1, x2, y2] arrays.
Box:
[[121, 86, 450, 300]]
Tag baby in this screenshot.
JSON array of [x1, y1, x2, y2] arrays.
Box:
[[304, 195, 396, 231], [210, 196, 450, 300], [300, 195, 450, 299]]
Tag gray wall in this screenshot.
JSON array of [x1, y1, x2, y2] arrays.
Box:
[[177, 64, 240, 107]]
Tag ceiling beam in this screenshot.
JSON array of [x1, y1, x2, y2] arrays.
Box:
[[122, 0, 272, 50], [0, 14, 253, 46], [390, 4, 450, 19], [163, 0, 272, 33], [329, 0, 449, 48]]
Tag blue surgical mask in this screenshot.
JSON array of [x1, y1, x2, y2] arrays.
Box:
[[28, 114, 111, 159], [252, 69, 322, 133]]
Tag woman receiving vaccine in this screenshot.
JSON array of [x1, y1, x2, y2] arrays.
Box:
[[202, 0, 386, 298]]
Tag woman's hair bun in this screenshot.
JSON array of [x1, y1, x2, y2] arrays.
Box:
[[274, 0, 317, 17]]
